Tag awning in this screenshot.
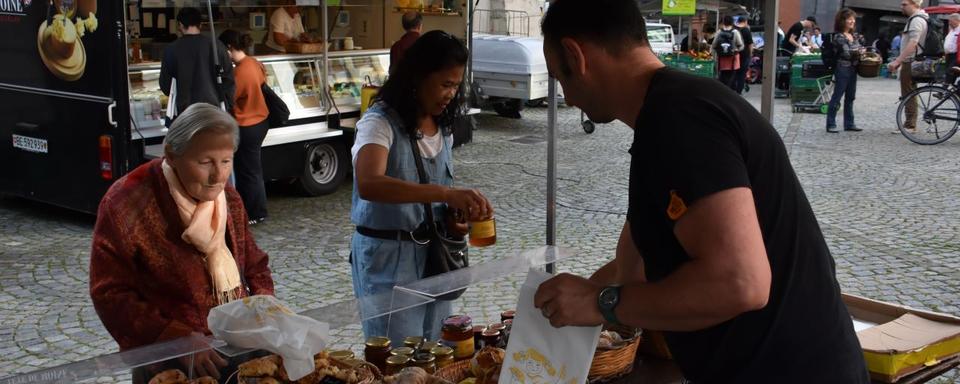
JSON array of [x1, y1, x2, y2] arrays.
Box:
[[845, 0, 901, 12], [925, 4, 960, 14]]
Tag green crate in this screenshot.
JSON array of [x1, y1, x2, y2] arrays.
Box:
[[790, 54, 822, 65], [791, 78, 824, 89]]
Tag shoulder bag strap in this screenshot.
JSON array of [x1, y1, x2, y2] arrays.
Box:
[[408, 132, 439, 232]]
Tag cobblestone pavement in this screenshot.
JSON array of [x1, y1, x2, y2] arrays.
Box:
[[1, 76, 959, 383]]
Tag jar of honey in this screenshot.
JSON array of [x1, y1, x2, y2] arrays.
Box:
[[431, 346, 455, 368], [468, 218, 496, 247], [364, 337, 391, 373], [441, 315, 475, 360], [385, 355, 410, 375], [411, 351, 437, 374]]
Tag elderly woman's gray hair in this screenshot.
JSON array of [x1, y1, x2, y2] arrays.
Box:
[[163, 103, 239, 156], [950, 13, 960, 22]]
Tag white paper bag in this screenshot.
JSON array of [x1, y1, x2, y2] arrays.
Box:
[[499, 269, 602, 384], [207, 295, 329, 381]]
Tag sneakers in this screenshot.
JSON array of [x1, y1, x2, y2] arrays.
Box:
[[248, 217, 267, 226], [826, 126, 840, 133], [844, 126, 863, 132]]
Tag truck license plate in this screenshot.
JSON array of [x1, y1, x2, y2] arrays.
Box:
[[12, 134, 48, 154]]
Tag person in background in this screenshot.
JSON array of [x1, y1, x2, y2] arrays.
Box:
[[888, 0, 929, 134], [944, 13, 960, 85], [826, 8, 864, 133], [160, 7, 235, 118], [390, 11, 423, 74], [351, 31, 493, 343], [784, 16, 818, 54], [891, 33, 902, 60], [680, 29, 701, 52], [712, 15, 744, 91], [90, 104, 274, 383], [533, 1, 869, 382], [266, 1, 309, 53], [220, 30, 270, 225], [734, 17, 754, 94], [804, 27, 824, 48], [703, 24, 717, 45], [875, 32, 892, 63]]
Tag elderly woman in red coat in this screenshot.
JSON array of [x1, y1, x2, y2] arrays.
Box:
[[89, 103, 274, 381]]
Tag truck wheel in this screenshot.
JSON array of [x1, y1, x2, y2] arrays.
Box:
[[299, 141, 347, 196], [493, 99, 524, 118], [582, 120, 596, 134]]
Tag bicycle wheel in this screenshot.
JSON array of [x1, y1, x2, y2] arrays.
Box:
[[896, 85, 960, 145]]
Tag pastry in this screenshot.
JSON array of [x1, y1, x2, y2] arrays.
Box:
[[148, 369, 188, 384], [44, 14, 78, 59], [238, 355, 281, 377], [188, 377, 217, 384]]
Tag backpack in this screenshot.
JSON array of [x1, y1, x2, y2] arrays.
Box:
[[909, 14, 945, 58], [716, 30, 737, 57], [820, 32, 839, 71]]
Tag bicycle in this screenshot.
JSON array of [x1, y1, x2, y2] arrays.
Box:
[[895, 68, 960, 145]]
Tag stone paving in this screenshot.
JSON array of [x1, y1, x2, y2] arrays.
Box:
[[0, 76, 959, 382]]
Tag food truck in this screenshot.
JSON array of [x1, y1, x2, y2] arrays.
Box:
[[0, 0, 473, 213]]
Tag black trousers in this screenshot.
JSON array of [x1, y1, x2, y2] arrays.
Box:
[[734, 55, 751, 94], [719, 70, 738, 91], [235, 119, 270, 220]]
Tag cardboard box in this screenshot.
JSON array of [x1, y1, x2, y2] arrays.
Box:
[[843, 293, 960, 383]]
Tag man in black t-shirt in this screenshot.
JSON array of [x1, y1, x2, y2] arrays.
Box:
[[734, 17, 754, 94], [533, 1, 869, 383], [784, 16, 818, 54]]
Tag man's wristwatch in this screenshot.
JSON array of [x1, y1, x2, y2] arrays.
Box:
[[598, 286, 622, 326]]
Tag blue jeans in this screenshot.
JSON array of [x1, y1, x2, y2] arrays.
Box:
[[350, 233, 451, 345], [827, 65, 857, 128]]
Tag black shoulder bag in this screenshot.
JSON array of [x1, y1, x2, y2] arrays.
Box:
[[409, 133, 469, 300]]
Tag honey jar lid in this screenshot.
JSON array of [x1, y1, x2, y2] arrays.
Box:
[[365, 336, 391, 348], [390, 347, 415, 356], [386, 355, 411, 365], [430, 346, 454, 357], [329, 350, 355, 360]]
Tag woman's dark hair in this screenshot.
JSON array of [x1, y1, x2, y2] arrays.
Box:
[[374, 30, 468, 137], [219, 29, 253, 51], [834, 8, 856, 33]]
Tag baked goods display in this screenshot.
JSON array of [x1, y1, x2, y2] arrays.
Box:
[[237, 351, 375, 384], [148, 369, 188, 384]]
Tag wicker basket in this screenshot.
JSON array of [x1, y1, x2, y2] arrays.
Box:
[[858, 52, 882, 78], [434, 359, 473, 382], [588, 326, 643, 383]]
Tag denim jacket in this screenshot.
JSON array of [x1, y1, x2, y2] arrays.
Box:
[[350, 102, 454, 231]]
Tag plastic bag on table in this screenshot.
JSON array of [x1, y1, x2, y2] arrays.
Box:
[[207, 295, 329, 381], [499, 269, 602, 384]]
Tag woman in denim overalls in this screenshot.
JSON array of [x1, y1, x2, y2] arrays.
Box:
[[349, 31, 494, 344]]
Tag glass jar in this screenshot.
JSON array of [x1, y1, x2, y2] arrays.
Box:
[[501, 310, 516, 322], [419, 340, 440, 352], [488, 322, 507, 334], [411, 351, 437, 374], [390, 347, 415, 357], [481, 329, 502, 349], [503, 319, 513, 345], [385, 355, 410, 376], [469, 218, 497, 247], [431, 346, 455, 369], [403, 336, 424, 349], [329, 350, 355, 361], [441, 315, 475, 360], [364, 337, 391, 373], [472, 325, 486, 352]]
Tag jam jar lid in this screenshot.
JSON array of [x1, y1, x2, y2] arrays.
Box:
[[482, 329, 501, 337], [403, 336, 424, 346], [329, 350, 355, 360], [386, 355, 411, 365], [442, 314, 473, 329], [430, 346, 454, 357], [390, 347, 415, 356], [365, 336, 391, 348], [501, 310, 516, 319], [488, 323, 507, 332], [412, 351, 436, 363]]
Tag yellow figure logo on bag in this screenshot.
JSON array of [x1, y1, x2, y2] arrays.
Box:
[[508, 348, 578, 384]]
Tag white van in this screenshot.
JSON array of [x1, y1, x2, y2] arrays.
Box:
[[646, 22, 675, 55]]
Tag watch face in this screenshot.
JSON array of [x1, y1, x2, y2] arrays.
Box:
[[600, 287, 618, 307]]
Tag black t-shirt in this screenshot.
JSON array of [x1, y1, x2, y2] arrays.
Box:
[[627, 68, 869, 383], [738, 26, 754, 61], [784, 21, 805, 53]]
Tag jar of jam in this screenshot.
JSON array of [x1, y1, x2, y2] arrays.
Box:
[[390, 347, 415, 357], [501, 310, 516, 322], [481, 329, 502, 349], [364, 337, 391, 372], [441, 315, 475, 360], [385, 355, 410, 376], [431, 346, 455, 369], [472, 325, 487, 352], [419, 340, 440, 352], [503, 319, 513, 345], [403, 336, 424, 349], [488, 322, 507, 333], [411, 351, 437, 374], [329, 350, 355, 361]]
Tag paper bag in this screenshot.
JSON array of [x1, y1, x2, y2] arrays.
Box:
[[499, 269, 602, 384], [207, 295, 329, 381]]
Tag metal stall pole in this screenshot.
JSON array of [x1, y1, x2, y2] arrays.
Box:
[[205, 0, 225, 112], [546, 77, 558, 275], [761, 0, 778, 122]]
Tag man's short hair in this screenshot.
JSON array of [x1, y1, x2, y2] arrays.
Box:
[[402, 11, 423, 31], [177, 7, 203, 28], [805, 16, 818, 25], [950, 13, 960, 21], [541, 0, 647, 56]]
